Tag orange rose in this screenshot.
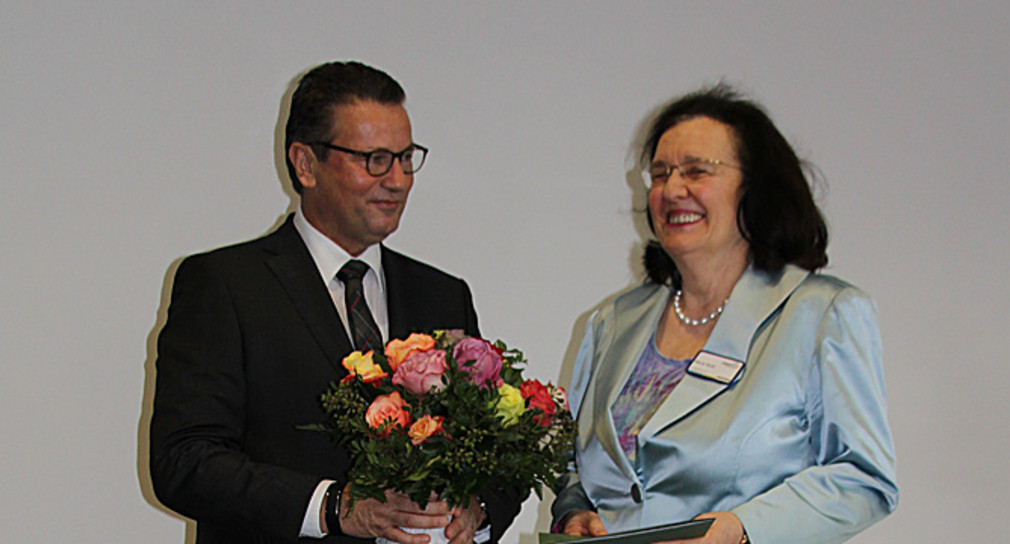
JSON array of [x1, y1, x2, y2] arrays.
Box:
[[408, 415, 445, 445], [342, 351, 387, 383], [385, 333, 436, 371], [365, 392, 411, 437]]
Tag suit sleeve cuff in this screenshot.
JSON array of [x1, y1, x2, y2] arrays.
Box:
[[474, 524, 492, 543]]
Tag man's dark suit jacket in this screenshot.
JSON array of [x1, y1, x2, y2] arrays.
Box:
[[150, 216, 521, 544]]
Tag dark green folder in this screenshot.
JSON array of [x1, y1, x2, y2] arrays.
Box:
[[539, 519, 713, 544]]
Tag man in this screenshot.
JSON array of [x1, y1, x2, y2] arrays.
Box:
[[150, 61, 521, 544]]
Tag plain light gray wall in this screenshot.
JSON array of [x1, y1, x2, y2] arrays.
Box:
[[2, 2, 1007, 542]]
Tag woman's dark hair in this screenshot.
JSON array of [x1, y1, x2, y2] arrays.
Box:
[[641, 84, 828, 286], [284, 61, 406, 193]]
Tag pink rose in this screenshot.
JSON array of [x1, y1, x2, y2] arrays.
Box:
[[453, 337, 503, 389], [392, 349, 449, 396], [365, 392, 411, 437], [385, 333, 436, 372], [551, 385, 569, 412], [408, 415, 445, 445]]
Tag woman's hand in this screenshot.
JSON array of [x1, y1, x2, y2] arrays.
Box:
[[561, 510, 608, 537], [670, 511, 745, 544]]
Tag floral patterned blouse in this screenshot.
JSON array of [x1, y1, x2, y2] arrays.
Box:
[[611, 334, 691, 461]]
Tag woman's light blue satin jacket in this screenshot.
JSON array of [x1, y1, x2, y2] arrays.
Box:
[[552, 265, 898, 543]]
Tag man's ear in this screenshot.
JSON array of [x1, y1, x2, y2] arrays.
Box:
[[288, 143, 318, 189]]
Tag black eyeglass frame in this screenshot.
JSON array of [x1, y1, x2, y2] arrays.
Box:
[[312, 142, 428, 177]]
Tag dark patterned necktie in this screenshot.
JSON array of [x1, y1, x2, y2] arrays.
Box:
[[336, 260, 383, 353]]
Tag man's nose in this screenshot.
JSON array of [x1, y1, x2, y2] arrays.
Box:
[[382, 161, 413, 189]]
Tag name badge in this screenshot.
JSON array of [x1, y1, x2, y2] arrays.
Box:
[[687, 351, 745, 384]]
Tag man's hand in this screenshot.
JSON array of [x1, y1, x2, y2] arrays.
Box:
[[561, 510, 608, 537], [338, 489, 452, 544], [444, 495, 486, 544]]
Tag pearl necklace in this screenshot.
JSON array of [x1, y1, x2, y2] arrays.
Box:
[[673, 290, 728, 327]]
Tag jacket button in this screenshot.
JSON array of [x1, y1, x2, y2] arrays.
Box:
[[631, 483, 642, 503]]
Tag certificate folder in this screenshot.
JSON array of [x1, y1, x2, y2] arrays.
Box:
[[539, 519, 713, 544]]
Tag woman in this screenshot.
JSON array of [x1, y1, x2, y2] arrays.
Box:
[[551, 85, 898, 544]]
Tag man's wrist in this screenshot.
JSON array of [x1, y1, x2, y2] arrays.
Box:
[[323, 482, 343, 535], [477, 496, 490, 529]]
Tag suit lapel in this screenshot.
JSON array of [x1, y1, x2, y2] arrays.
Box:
[[381, 245, 409, 340], [262, 217, 354, 372], [584, 285, 670, 475], [639, 265, 810, 441]]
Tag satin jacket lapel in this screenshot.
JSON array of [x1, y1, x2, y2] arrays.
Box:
[[639, 265, 810, 441], [262, 217, 353, 372], [587, 284, 671, 476]]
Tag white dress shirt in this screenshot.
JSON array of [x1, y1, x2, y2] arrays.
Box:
[[293, 207, 388, 538]]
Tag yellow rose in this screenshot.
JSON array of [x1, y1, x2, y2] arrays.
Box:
[[342, 350, 387, 383], [494, 383, 525, 426]]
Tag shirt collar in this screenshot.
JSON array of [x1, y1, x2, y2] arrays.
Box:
[[293, 207, 385, 288]]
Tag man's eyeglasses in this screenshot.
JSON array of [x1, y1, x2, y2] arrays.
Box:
[[313, 142, 428, 177], [643, 157, 739, 187]]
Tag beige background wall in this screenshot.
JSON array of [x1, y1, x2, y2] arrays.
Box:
[[3, 2, 1007, 542]]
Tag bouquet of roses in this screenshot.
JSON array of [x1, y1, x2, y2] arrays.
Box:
[[311, 329, 575, 511]]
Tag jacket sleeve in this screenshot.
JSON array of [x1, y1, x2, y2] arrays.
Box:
[[550, 312, 606, 527], [149, 255, 320, 542], [731, 287, 899, 544]]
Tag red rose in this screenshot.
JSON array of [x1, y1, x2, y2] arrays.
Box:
[[521, 379, 556, 427]]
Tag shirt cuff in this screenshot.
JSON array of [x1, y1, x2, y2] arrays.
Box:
[[300, 479, 336, 538]]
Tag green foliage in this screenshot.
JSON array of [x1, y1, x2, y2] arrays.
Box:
[[314, 335, 576, 511]]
